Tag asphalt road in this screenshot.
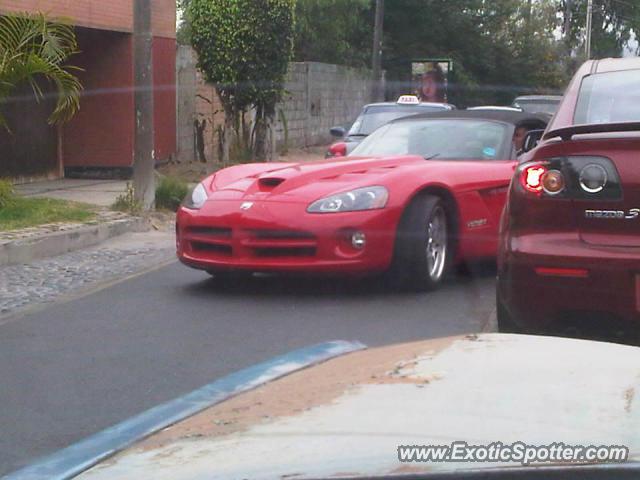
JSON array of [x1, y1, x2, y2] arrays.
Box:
[[0, 262, 496, 476]]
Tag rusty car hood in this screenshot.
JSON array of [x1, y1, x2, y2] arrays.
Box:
[[77, 333, 640, 479]]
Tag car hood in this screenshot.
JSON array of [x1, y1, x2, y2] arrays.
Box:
[[207, 156, 426, 202], [78, 334, 640, 479]]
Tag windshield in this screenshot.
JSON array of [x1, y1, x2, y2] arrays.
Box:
[[349, 104, 447, 135], [514, 100, 560, 115], [574, 69, 640, 124], [351, 119, 509, 159]]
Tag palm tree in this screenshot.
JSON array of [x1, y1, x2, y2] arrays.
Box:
[[0, 12, 82, 131]]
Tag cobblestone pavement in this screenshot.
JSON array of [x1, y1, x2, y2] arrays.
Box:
[[0, 228, 176, 319]]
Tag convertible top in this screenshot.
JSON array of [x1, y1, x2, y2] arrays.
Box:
[[395, 109, 550, 128]]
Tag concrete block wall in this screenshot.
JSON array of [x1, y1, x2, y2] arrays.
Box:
[[176, 45, 224, 163], [195, 72, 225, 162], [176, 48, 375, 161], [275, 62, 375, 148]]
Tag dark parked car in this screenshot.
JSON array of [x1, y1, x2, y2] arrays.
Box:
[[497, 57, 640, 335], [326, 95, 455, 157]]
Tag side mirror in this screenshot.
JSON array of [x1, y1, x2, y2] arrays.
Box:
[[522, 129, 544, 153], [329, 126, 346, 138], [326, 142, 347, 158]]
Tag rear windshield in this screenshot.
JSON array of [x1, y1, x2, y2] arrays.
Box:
[[349, 104, 447, 135], [574, 69, 640, 124]]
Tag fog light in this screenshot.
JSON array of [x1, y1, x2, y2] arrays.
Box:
[[542, 169, 565, 195], [351, 231, 366, 249]]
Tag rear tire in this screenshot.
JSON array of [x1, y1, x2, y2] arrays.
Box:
[[496, 290, 521, 333], [387, 194, 452, 292]]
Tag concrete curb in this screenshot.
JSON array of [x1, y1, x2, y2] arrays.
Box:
[[3, 340, 366, 480], [0, 216, 149, 267]]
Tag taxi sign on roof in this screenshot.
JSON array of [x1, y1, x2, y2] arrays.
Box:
[[397, 95, 420, 105]]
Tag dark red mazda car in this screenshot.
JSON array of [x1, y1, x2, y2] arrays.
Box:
[[497, 57, 640, 335]]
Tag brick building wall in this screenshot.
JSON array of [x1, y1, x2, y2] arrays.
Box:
[[1, 0, 177, 178], [1, 0, 174, 37], [153, 37, 178, 162], [63, 29, 134, 170]]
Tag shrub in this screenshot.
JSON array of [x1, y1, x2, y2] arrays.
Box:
[[111, 182, 141, 214], [0, 179, 15, 209], [155, 176, 189, 212]]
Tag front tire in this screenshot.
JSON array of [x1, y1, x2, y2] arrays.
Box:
[[388, 194, 452, 291]]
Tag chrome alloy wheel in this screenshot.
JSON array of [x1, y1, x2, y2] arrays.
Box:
[[426, 206, 447, 281]]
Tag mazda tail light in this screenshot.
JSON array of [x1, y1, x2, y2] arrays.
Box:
[[516, 156, 622, 200]]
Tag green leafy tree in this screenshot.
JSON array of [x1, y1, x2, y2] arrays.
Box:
[[187, 0, 295, 162], [0, 12, 82, 131], [383, 0, 567, 106], [176, 0, 193, 45], [292, 0, 570, 106], [560, 0, 640, 61], [293, 0, 372, 68]]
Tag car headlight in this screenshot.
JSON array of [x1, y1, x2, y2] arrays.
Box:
[[182, 182, 208, 209], [307, 186, 389, 213]]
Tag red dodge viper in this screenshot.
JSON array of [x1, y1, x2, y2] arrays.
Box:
[[176, 110, 548, 290]]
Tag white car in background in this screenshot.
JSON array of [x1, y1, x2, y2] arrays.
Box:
[[326, 95, 456, 157]]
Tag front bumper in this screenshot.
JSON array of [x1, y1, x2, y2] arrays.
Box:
[[176, 200, 399, 274], [497, 232, 640, 330]]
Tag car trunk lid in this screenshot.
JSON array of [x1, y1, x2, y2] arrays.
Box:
[[567, 137, 640, 247]]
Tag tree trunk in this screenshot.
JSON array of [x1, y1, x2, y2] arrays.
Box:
[[269, 118, 276, 161], [194, 118, 207, 162], [240, 109, 252, 161], [222, 113, 232, 166], [253, 102, 274, 161], [253, 115, 267, 161], [217, 89, 233, 166]]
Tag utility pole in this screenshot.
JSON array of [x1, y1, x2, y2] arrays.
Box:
[[525, 0, 532, 38], [133, 0, 155, 210], [371, 0, 384, 101], [585, 0, 593, 59]]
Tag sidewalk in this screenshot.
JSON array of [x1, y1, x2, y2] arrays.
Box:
[[14, 179, 128, 207]]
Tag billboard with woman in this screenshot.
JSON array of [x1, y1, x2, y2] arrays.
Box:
[[411, 60, 452, 103]]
